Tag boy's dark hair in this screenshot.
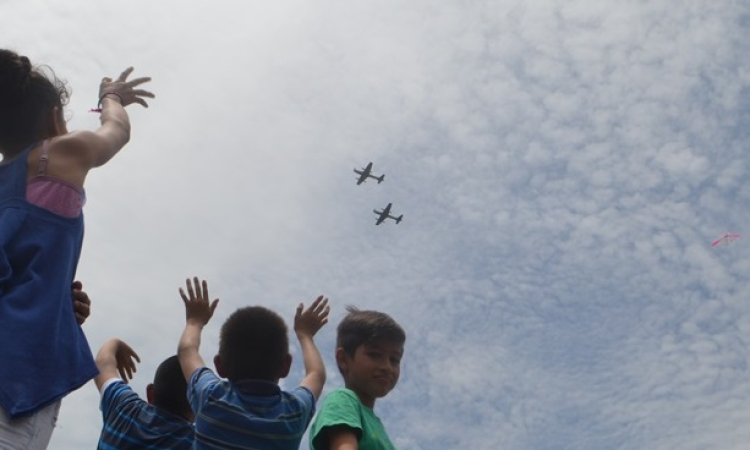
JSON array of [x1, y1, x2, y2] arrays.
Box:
[[152, 355, 191, 417], [0, 49, 69, 148], [337, 306, 406, 358], [218, 306, 289, 382]]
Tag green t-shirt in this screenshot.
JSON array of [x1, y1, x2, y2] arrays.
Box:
[[309, 388, 396, 450]]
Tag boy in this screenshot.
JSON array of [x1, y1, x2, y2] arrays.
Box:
[[177, 277, 329, 450], [309, 306, 406, 450], [94, 339, 194, 449]]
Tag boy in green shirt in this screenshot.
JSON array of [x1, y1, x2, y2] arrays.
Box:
[[309, 306, 406, 450]]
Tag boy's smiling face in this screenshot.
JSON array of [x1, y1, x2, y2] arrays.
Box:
[[337, 339, 403, 408]]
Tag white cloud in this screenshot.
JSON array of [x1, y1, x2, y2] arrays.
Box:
[[1, 0, 749, 448]]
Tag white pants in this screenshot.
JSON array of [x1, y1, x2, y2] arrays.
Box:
[[0, 400, 61, 450]]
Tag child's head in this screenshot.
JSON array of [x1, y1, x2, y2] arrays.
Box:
[[335, 306, 406, 406], [0, 49, 69, 150], [147, 355, 192, 421], [215, 306, 291, 383]]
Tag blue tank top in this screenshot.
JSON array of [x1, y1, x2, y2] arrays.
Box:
[[0, 143, 97, 418]]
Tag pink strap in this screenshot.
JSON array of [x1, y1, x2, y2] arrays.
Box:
[[37, 139, 50, 176]]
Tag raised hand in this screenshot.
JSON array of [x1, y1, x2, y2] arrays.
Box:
[[179, 277, 219, 327], [114, 340, 140, 382], [99, 67, 154, 108], [294, 295, 330, 338]]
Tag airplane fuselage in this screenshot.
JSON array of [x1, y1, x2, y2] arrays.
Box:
[[374, 202, 402, 225], [354, 162, 384, 185]]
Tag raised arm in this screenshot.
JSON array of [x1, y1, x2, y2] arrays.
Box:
[[177, 277, 219, 382], [294, 296, 330, 399], [93, 338, 141, 391], [56, 66, 154, 170]]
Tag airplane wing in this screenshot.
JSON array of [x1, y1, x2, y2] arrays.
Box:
[[374, 208, 386, 225]]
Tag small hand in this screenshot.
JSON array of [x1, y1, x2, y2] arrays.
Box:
[[99, 67, 155, 108], [179, 277, 219, 326], [295, 295, 329, 338], [71, 281, 91, 325], [114, 340, 140, 382]]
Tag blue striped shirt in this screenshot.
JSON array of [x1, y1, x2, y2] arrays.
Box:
[[189, 368, 315, 450], [98, 380, 194, 450]]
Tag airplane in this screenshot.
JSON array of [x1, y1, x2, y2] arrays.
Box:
[[374, 203, 403, 225], [354, 162, 385, 185]]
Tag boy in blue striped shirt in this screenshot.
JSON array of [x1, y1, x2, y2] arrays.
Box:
[[177, 277, 329, 450], [94, 339, 195, 450]]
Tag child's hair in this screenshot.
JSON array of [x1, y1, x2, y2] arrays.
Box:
[[0, 49, 69, 148], [336, 306, 406, 358], [152, 355, 191, 417], [218, 306, 289, 382]]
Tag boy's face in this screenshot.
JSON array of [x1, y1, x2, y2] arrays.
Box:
[[339, 339, 403, 408]]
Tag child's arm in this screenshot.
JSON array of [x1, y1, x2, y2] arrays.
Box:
[[294, 295, 330, 399], [57, 67, 154, 169], [177, 277, 219, 382], [327, 430, 359, 450], [93, 338, 140, 391]]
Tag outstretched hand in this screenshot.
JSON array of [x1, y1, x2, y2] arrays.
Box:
[[294, 295, 329, 338], [179, 277, 219, 327], [99, 67, 154, 108], [114, 340, 140, 382]]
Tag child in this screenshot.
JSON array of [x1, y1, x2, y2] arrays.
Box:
[[0, 48, 153, 446], [309, 306, 406, 450], [94, 339, 194, 449], [177, 277, 329, 450]]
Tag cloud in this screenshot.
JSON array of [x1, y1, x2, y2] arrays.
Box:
[[1, 0, 749, 449]]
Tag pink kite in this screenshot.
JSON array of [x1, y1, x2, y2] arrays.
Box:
[[711, 233, 740, 247]]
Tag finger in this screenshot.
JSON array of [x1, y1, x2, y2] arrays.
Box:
[[296, 303, 304, 317], [201, 279, 209, 301], [132, 97, 149, 108], [71, 280, 83, 290], [75, 290, 91, 305], [101, 77, 112, 84], [310, 295, 324, 307], [126, 76, 151, 87], [179, 287, 189, 304], [116, 67, 134, 82], [75, 312, 85, 325], [132, 89, 155, 98], [193, 277, 202, 300], [75, 301, 91, 317], [313, 297, 328, 313], [186, 278, 195, 299], [210, 299, 220, 314]]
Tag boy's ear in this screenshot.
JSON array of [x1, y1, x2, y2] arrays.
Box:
[[213, 355, 226, 378], [279, 353, 292, 379], [335, 347, 350, 374], [146, 383, 155, 404]]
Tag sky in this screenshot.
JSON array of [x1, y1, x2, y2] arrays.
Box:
[[2, 0, 750, 448]]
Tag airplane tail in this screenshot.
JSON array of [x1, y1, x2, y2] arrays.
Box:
[[396, 215, 403, 224], [377, 175, 385, 184]]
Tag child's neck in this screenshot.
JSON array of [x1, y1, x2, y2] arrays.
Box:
[[346, 387, 376, 409]]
